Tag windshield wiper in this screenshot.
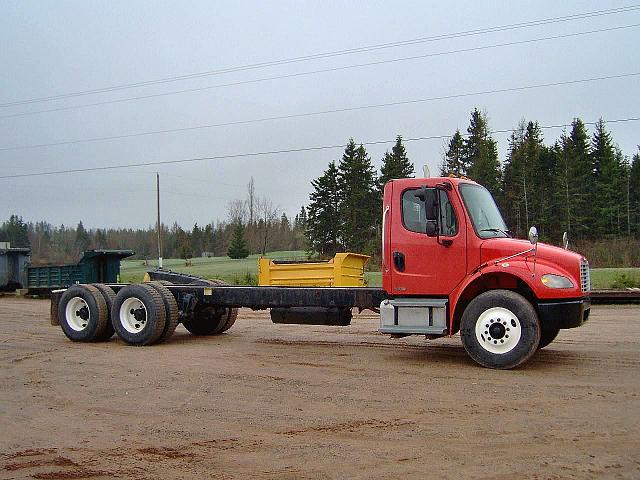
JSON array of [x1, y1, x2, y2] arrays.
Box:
[[480, 228, 511, 237]]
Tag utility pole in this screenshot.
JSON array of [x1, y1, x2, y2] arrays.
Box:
[[628, 167, 632, 237], [156, 173, 163, 269]]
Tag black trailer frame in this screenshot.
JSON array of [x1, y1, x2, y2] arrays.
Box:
[[65, 283, 386, 311], [50, 267, 388, 328], [145, 268, 387, 312]]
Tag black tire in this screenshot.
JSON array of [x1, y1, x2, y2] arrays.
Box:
[[182, 305, 229, 335], [111, 284, 167, 346], [206, 279, 238, 333], [182, 278, 238, 336], [90, 283, 116, 341], [145, 281, 179, 343], [220, 308, 238, 332], [460, 290, 541, 369], [58, 285, 110, 342], [538, 324, 561, 350]]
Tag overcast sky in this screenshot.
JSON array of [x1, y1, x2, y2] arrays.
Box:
[[1, 1, 638, 229]]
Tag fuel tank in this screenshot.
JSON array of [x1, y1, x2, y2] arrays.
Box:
[[270, 307, 352, 326]]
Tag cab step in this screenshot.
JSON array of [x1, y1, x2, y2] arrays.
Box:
[[379, 298, 448, 335]]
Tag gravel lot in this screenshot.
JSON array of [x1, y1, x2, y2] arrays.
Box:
[[1, 297, 639, 479]]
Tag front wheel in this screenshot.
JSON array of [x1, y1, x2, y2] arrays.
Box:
[[460, 290, 540, 369]]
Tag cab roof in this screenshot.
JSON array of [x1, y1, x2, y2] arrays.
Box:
[[387, 176, 479, 188]]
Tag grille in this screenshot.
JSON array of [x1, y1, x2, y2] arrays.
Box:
[[580, 259, 591, 293]]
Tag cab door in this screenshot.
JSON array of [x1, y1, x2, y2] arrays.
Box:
[[390, 185, 467, 296]]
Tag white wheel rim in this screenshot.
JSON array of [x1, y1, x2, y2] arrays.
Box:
[[475, 307, 522, 354], [65, 296, 90, 331], [119, 297, 147, 334]]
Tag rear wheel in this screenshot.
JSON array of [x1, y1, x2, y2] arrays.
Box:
[[91, 283, 116, 341], [58, 285, 110, 342], [538, 324, 561, 350], [460, 290, 540, 369], [145, 281, 179, 343], [207, 280, 238, 333], [182, 305, 236, 336], [112, 284, 166, 346], [182, 279, 238, 336], [220, 308, 238, 332]]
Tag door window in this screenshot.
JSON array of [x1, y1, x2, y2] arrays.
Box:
[[438, 190, 458, 236], [402, 189, 428, 233], [401, 188, 457, 236]]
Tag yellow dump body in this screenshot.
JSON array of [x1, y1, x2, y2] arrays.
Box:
[[258, 253, 370, 287]]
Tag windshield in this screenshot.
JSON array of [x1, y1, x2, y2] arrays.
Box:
[[459, 183, 509, 238]]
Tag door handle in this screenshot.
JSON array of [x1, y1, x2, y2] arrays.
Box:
[[393, 251, 405, 272], [381, 205, 390, 273]]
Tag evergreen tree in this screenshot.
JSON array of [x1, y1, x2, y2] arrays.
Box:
[[191, 223, 203, 256], [202, 223, 213, 254], [464, 109, 501, 196], [306, 161, 342, 256], [227, 223, 249, 259], [560, 119, 593, 239], [501, 121, 527, 235], [534, 143, 563, 239], [629, 149, 640, 235], [379, 135, 414, 189], [591, 119, 620, 236], [440, 130, 467, 176], [521, 122, 545, 234], [0, 215, 30, 248], [502, 120, 555, 238], [75, 221, 90, 253], [616, 148, 631, 236], [338, 140, 379, 252], [294, 206, 307, 230], [292, 207, 307, 251], [94, 228, 108, 249], [176, 228, 192, 263]]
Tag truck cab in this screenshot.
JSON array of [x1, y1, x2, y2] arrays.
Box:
[[380, 177, 590, 369]]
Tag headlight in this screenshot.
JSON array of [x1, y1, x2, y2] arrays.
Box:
[[541, 274, 574, 289]]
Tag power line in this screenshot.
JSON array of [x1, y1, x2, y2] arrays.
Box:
[[2, 23, 637, 120], [2, 72, 637, 152], [1, 116, 637, 180], [2, 4, 639, 108]]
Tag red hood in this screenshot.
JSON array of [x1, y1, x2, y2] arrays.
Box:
[[480, 238, 584, 276]]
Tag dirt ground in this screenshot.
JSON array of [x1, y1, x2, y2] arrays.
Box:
[[0, 297, 639, 480]]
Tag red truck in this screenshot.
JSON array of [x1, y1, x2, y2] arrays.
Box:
[[50, 177, 591, 369]]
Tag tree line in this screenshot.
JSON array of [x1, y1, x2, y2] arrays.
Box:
[[305, 136, 413, 256], [0, 178, 307, 264], [2, 108, 638, 265], [442, 109, 640, 240], [306, 109, 639, 260]]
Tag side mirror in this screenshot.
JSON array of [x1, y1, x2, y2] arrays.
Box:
[[528, 226, 539, 245], [426, 220, 438, 237], [414, 186, 427, 201], [562, 231, 569, 250]]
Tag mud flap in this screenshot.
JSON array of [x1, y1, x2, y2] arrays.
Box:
[[50, 291, 63, 326]]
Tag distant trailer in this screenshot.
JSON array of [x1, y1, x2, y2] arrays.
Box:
[[27, 249, 134, 292], [0, 243, 31, 291]]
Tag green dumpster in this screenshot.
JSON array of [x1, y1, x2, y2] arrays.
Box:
[[27, 249, 134, 291]]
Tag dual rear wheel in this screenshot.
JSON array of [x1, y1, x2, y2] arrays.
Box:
[[111, 283, 168, 345], [57, 281, 236, 345], [58, 284, 110, 342]]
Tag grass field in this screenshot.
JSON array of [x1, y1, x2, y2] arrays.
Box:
[[121, 252, 639, 289], [589, 268, 640, 289], [120, 251, 306, 284]]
